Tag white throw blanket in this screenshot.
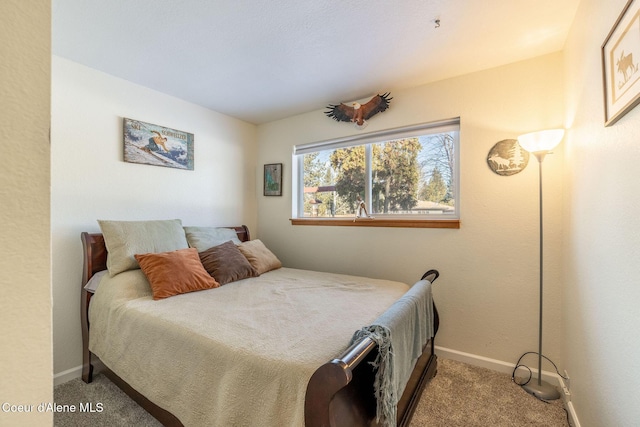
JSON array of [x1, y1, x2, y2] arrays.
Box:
[[89, 267, 410, 427]]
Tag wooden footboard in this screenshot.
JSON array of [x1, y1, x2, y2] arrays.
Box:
[[305, 270, 440, 427], [81, 228, 440, 427]]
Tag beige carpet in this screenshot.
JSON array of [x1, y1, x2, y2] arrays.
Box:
[[54, 358, 568, 426], [410, 358, 568, 426]]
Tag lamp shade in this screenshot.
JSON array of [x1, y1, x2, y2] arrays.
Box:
[[517, 129, 564, 153]]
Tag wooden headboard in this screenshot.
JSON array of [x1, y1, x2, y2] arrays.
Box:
[[80, 225, 250, 286]]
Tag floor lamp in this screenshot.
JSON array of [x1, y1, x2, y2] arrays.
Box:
[[517, 129, 564, 401]]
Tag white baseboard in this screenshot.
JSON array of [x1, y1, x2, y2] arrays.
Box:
[[434, 346, 560, 385], [558, 376, 581, 427], [435, 346, 581, 427], [54, 365, 82, 386]]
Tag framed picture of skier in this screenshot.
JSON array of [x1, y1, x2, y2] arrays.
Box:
[[123, 118, 194, 170]]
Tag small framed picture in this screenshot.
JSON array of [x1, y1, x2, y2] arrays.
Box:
[[264, 163, 283, 196], [602, 0, 640, 126]]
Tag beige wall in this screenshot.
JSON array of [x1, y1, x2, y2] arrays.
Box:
[[51, 57, 258, 380], [256, 53, 565, 366], [563, 0, 640, 424], [0, 1, 53, 426]]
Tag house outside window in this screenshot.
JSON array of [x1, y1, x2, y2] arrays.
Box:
[[292, 118, 460, 227]]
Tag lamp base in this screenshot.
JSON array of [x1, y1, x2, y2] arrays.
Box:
[[522, 379, 561, 400]]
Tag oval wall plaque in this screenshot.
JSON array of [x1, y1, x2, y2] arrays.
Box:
[[486, 139, 530, 176]]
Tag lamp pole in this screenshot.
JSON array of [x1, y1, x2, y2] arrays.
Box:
[[521, 151, 561, 400]]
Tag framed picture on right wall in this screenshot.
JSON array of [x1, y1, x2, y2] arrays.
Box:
[[264, 163, 283, 196], [602, 0, 640, 126]]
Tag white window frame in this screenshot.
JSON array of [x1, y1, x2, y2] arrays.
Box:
[[292, 118, 461, 224]]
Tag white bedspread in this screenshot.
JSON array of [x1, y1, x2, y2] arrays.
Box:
[[88, 267, 410, 427]]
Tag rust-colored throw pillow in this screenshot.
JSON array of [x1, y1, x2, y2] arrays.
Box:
[[199, 240, 259, 285], [238, 239, 282, 275], [135, 248, 220, 300]]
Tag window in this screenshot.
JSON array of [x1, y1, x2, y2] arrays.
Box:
[[292, 118, 460, 227]]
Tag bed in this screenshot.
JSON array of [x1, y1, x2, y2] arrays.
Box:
[[80, 221, 440, 427]]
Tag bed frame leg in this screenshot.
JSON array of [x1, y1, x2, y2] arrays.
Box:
[[81, 286, 93, 383], [82, 353, 93, 383]]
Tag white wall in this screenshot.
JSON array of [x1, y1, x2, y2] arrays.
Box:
[[256, 53, 565, 366], [0, 1, 53, 425], [51, 57, 258, 378], [563, 0, 640, 425]]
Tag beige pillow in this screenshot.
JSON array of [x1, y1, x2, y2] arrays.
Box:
[[99, 219, 189, 276], [184, 226, 241, 252], [135, 248, 220, 300], [238, 239, 282, 275], [199, 241, 259, 285]]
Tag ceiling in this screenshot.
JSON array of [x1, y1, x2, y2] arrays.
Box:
[[52, 0, 580, 125]]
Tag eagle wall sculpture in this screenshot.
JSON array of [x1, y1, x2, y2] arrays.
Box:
[[325, 92, 392, 129]]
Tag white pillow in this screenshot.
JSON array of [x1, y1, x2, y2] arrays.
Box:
[[183, 226, 241, 252], [84, 270, 108, 293], [99, 219, 189, 276]]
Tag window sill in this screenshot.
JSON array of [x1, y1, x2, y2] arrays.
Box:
[[290, 218, 460, 229]]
